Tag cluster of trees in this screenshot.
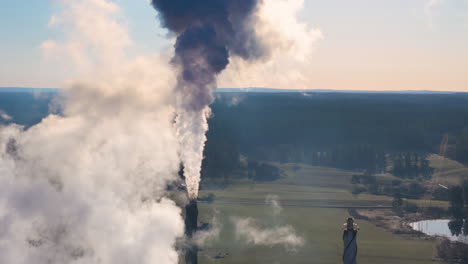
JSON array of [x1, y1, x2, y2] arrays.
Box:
[[350, 173, 377, 195], [437, 182, 468, 264], [391, 153, 434, 179], [311, 145, 386, 173], [390, 181, 427, 199], [433, 186, 450, 201], [247, 162, 281, 182], [351, 174, 377, 185], [447, 181, 468, 219], [205, 92, 468, 181], [349, 152, 433, 199], [201, 139, 282, 183], [201, 141, 241, 180], [437, 240, 468, 264], [441, 180, 468, 254], [209, 93, 468, 165], [351, 175, 427, 200], [447, 218, 468, 237], [456, 128, 468, 165]]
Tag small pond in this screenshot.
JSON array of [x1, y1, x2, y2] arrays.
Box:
[[410, 219, 468, 244]]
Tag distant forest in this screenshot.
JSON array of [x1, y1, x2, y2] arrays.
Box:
[[3, 91, 468, 180], [204, 92, 468, 179]]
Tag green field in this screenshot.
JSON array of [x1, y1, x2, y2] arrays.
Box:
[[202, 164, 393, 206], [428, 154, 468, 185], [196, 164, 445, 264]]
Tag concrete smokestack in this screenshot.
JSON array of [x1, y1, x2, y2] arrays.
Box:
[[184, 200, 199, 264]]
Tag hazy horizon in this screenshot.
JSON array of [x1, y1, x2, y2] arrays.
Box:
[[0, 86, 463, 94]]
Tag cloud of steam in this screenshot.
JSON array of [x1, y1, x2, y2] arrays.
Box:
[[1, 0, 185, 263], [175, 109, 210, 198], [233, 218, 304, 250], [233, 195, 304, 251], [193, 210, 222, 246], [152, 0, 269, 199], [265, 194, 283, 215], [0, 110, 12, 121], [40, 0, 132, 79], [219, 0, 323, 89]]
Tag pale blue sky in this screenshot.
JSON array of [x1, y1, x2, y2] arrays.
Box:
[[1, 0, 467, 91]]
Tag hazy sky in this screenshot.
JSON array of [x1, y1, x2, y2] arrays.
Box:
[[1, 0, 467, 91]]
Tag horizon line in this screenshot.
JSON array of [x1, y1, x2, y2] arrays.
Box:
[[0, 86, 465, 94]]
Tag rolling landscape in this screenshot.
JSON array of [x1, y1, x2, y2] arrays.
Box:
[[3, 89, 468, 263], [2, 1, 467, 263]]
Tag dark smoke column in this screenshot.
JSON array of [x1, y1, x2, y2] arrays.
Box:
[[151, 0, 267, 197], [151, 0, 268, 263], [152, 0, 268, 199]]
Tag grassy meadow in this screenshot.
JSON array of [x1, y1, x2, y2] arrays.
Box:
[[196, 163, 446, 264]]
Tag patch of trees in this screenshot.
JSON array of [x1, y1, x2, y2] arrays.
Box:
[[208, 93, 468, 166], [311, 145, 386, 173], [201, 139, 283, 183], [437, 240, 468, 264], [247, 161, 281, 182], [447, 181, 468, 219], [391, 153, 434, 179], [389, 182, 427, 199], [456, 128, 468, 165], [404, 182, 427, 199], [433, 186, 450, 201], [201, 140, 242, 180], [390, 188, 423, 215], [444, 181, 468, 241], [350, 173, 378, 195], [351, 174, 377, 185], [350, 174, 427, 199], [7, 91, 468, 183], [447, 219, 468, 237]]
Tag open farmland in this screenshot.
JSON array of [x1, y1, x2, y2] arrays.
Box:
[[198, 187, 442, 264], [197, 163, 446, 264]]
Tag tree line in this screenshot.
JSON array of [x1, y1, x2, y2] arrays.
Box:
[[5, 91, 468, 182], [436, 181, 468, 264]]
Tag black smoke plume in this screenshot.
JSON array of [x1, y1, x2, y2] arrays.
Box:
[[152, 0, 266, 111], [152, 2, 269, 261], [152, 0, 268, 201]]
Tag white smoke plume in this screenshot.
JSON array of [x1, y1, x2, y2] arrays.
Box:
[[0, 110, 12, 121], [233, 218, 304, 250], [0, 0, 186, 263], [193, 210, 222, 246], [219, 0, 323, 90], [265, 194, 283, 215], [175, 108, 211, 199], [40, 0, 131, 78], [233, 195, 304, 251]]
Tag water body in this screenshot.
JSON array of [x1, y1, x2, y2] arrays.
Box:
[[410, 219, 468, 244]]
